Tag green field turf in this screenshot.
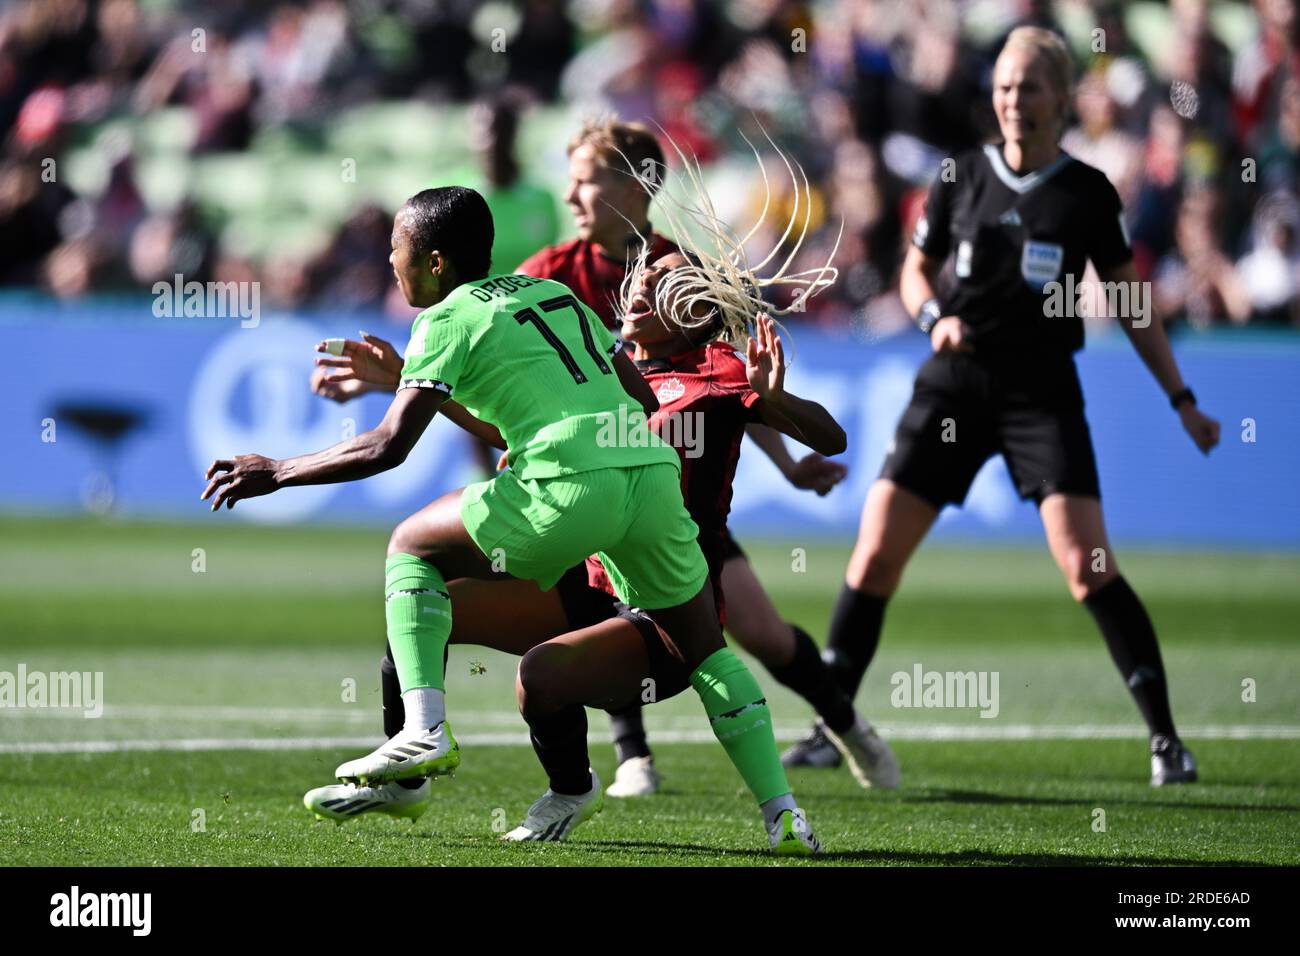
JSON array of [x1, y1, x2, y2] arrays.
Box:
[[1, 515, 1297, 866]]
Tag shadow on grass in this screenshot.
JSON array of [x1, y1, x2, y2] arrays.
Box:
[[895, 787, 1300, 814], [576, 839, 1269, 866]]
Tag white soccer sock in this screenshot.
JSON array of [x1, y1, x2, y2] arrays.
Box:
[[760, 792, 797, 829], [401, 687, 446, 733]]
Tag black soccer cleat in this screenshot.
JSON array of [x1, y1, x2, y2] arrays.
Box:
[[1150, 734, 1198, 786], [780, 723, 843, 769]]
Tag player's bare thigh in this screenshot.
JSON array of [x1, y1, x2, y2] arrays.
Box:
[[388, 487, 499, 580], [844, 479, 938, 595], [446, 577, 570, 657], [516, 617, 651, 714], [640, 581, 726, 671]]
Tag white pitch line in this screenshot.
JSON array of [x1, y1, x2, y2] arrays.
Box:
[[1, 724, 1298, 754]]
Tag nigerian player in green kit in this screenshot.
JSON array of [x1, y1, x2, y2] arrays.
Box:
[[200, 186, 822, 854]]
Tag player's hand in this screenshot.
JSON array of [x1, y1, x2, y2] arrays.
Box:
[[785, 453, 848, 496], [746, 313, 787, 401], [201, 454, 281, 511], [311, 367, 374, 403], [1179, 404, 1220, 455], [314, 332, 402, 391], [930, 316, 974, 354], [496, 450, 509, 471]]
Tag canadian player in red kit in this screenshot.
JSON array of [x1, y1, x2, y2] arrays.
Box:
[[518, 232, 679, 330], [516, 118, 678, 329], [506, 240, 902, 841], [585, 339, 761, 611], [511, 118, 862, 797]]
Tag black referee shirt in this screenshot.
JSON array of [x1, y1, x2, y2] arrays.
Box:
[[912, 145, 1133, 357]]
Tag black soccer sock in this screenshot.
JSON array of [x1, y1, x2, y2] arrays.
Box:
[[384, 643, 454, 790], [824, 585, 890, 699], [607, 703, 651, 764], [766, 625, 856, 734], [1083, 575, 1177, 739], [380, 646, 403, 739], [525, 703, 594, 796], [381, 641, 451, 736]]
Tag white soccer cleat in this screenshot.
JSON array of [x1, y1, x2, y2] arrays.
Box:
[[605, 755, 659, 797], [502, 771, 604, 842], [303, 779, 431, 824], [821, 716, 900, 790], [769, 807, 823, 856], [334, 721, 460, 784]]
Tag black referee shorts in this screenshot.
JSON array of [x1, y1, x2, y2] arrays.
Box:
[[880, 351, 1100, 509]]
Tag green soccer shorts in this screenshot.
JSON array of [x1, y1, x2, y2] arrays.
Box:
[[459, 462, 708, 611]]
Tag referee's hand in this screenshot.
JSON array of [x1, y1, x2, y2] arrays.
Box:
[[930, 316, 975, 354], [1179, 404, 1221, 455]]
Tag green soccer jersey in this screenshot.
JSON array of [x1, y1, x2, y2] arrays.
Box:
[[400, 274, 678, 479]]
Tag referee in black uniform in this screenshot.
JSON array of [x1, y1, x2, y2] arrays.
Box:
[[785, 27, 1221, 785]]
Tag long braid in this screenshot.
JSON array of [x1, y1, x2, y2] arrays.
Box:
[[609, 124, 842, 350]]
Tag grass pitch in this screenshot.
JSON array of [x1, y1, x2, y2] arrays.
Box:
[[1, 515, 1296, 866]]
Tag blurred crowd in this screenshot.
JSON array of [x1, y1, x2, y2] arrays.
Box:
[[1, 0, 1297, 331]]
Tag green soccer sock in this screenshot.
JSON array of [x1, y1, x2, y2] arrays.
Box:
[[691, 647, 792, 805], [385, 553, 452, 694]]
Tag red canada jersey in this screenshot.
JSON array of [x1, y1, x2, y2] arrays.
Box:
[[516, 233, 679, 330], [587, 342, 762, 615]]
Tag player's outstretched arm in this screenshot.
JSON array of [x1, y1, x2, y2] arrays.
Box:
[[744, 423, 848, 496], [747, 314, 847, 457], [1100, 260, 1221, 455], [201, 388, 445, 511]]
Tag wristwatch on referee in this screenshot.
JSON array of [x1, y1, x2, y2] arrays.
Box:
[[1169, 387, 1196, 411], [915, 297, 943, 335]]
